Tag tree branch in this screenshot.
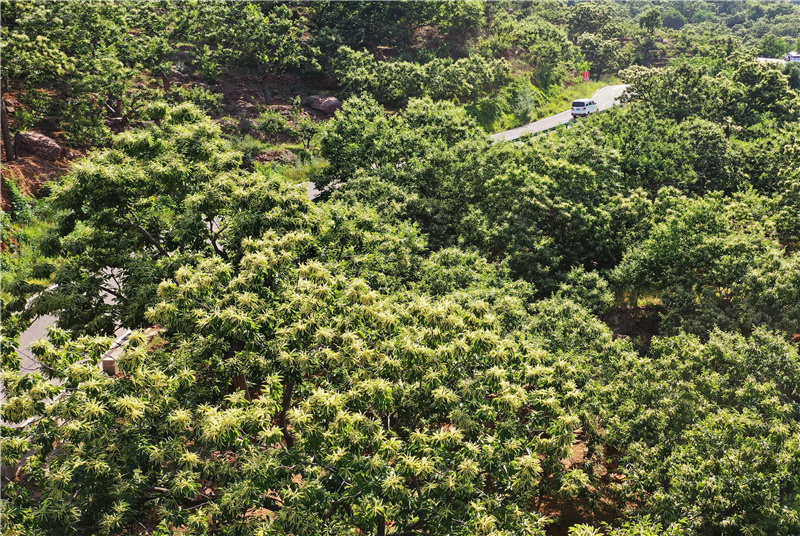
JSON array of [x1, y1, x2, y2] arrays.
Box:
[[208, 232, 228, 260], [98, 285, 123, 299], [118, 216, 170, 257], [377, 515, 386, 536]]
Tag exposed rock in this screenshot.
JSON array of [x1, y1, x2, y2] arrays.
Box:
[[254, 149, 296, 165], [223, 99, 259, 118], [236, 99, 259, 116], [15, 131, 62, 160], [238, 117, 256, 134], [309, 95, 342, 114]]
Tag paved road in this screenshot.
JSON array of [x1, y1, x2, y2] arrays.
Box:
[[10, 287, 126, 397], [491, 84, 629, 142], [756, 57, 791, 65], [306, 181, 320, 199], [16, 313, 59, 377]]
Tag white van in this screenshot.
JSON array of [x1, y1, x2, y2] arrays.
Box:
[[571, 99, 598, 118], [785, 52, 800, 63]]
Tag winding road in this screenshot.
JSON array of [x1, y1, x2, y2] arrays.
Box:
[[491, 84, 629, 142]]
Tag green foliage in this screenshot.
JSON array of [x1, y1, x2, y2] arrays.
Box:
[[295, 116, 321, 150], [3, 225, 624, 535], [317, 94, 390, 187], [231, 135, 268, 161], [556, 267, 614, 315], [255, 109, 292, 138], [0, 199, 55, 293], [1, 174, 34, 223], [13, 104, 255, 334], [577, 32, 630, 76], [759, 33, 791, 58], [570, 517, 686, 535], [568, 1, 624, 39], [508, 81, 542, 124], [621, 59, 800, 127], [775, 166, 800, 248], [574, 106, 736, 194], [0, 1, 177, 144], [639, 9, 662, 34], [5, 4, 800, 536], [415, 247, 522, 297], [729, 122, 800, 193], [613, 192, 800, 337], [187, 2, 319, 76], [597, 329, 800, 534], [662, 8, 687, 30], [194, 44, 222, 82], [169, 85, 223, 116], [306, 1, 428, 52], [334, 46, 511, 107], [319, 94, 488, 188], [480, 11, 580, 88], [783, 62, 800, 91]]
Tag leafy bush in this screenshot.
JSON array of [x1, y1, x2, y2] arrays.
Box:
[[479, 12, 580, 88], [194, 44, 221, 82], [5, 5, 800, 535], [333, 46, 511, 106], [230, 135, 267, 161], [509, 79, 543, 124], [170, 85, 222, 116], [61, 96, 113, 147], [1, 174, 33, 223], [295, 116, 321, 149], [662, 7, 687, 30], [255, 109, 292, 137], [557, 267, 614, 315], [612, 192, 800, 337], [415, 247, 524, 296]]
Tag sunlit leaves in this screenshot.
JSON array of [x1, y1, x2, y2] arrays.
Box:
[[613, 193, 800, 337], [334, 46, 511, 107], [597, 328, 800, 534]]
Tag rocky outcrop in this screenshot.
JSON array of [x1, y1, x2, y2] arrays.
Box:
[[309, 95, 342, 114], [15, 132, 62, 160]]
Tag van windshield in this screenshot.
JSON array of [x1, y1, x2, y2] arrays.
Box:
[[572, 101, 587, 107]]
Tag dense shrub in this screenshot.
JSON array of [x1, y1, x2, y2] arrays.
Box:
[[333, 46, 511, 106]]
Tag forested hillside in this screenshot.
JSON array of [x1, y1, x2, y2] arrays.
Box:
[[2, 2, 800, 535]]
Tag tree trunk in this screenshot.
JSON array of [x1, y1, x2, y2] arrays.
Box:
[[260, 75, 273, 105], [279, 379, 295, 448], [223, 340, 250, 400], [258, 62, 273, 105], [1, 99, 15, 162], [232, 374, 252, 401]]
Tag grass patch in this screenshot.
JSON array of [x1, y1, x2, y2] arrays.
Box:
[[281, 156, 329, 185]]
